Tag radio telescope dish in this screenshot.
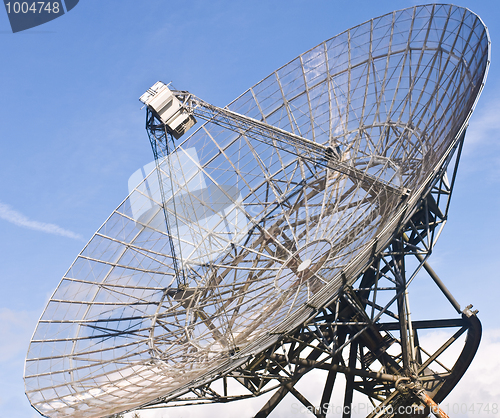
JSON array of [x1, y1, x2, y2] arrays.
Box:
[[25, 4, 489, 418]]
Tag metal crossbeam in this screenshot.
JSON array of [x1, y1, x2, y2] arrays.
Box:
[[171, 91, 403, 196], [24, 5, 490, 418], [139, 131, 481, 418]]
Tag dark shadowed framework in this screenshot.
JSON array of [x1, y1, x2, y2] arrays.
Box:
[[24, 4, 489, 418]]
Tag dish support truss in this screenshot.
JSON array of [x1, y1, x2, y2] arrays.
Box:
[[138, 130, 480, 418], [144, 89, 405, 290], [24, 5, 490, 417]]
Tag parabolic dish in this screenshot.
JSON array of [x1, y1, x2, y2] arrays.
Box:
[[24, 4, 489, 418]]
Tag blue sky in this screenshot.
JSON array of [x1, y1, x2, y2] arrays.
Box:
[[0, 1, 499, 417]]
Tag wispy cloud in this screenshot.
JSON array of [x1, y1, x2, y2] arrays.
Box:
[[0, 308, 39, 363], [128, 329, 499, 418], [419, 327, 500, 416], [0, 201, 83, 240], [465, 99, 500, 151]]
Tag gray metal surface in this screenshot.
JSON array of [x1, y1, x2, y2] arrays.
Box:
[[24, 4, 489, 418], [141, 148, 482, 417]]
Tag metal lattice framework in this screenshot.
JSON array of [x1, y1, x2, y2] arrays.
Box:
[[139, 138, 481, 417], [25, 4, 489, 418]]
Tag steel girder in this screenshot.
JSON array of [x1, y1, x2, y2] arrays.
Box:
[[137, 131, 481, 418]]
